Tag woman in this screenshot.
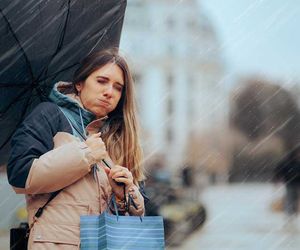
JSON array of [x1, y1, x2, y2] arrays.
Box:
[[7, 49, 145, 249]]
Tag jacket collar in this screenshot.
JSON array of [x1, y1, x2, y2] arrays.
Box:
[[48, 81, 107, 133]]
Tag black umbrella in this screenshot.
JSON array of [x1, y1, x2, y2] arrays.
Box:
[[0, 0, 127, 165]]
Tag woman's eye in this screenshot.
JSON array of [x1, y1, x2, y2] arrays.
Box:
[[114, 85, 123, 92], [97, 80, 106, 84]]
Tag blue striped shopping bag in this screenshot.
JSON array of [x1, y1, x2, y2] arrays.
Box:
[[80, 212, 165, 250]]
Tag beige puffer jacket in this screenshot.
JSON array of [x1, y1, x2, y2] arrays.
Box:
[[10, 94, 144, 249]]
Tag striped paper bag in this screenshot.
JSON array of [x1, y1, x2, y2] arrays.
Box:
[[80, 212, 165, 250]]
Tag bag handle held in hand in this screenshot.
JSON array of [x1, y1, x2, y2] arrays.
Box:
[[108, 193, 143, 222]]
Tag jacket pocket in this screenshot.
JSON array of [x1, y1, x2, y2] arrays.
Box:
[[31, 202, 89, 246], [37, 202, 89, 226], [32, 223, 80, 246]]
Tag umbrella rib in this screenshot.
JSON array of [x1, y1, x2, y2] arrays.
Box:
[[87, 3, 126, 55], [36, 0, 71, 82], [54, 0, 71, 55], [0, 83, 29, 87], [87, 29, 107, 56], [0, 8, 35, 83], [0, 88, 33, 151], [0, 86, 32, 117], [36, 62, 79, 83]]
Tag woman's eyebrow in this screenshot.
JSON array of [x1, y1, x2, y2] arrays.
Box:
[[96, 76, 109, 80], [96, 76, 124, 86]]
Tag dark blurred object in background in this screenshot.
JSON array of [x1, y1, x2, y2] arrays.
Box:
[[182, 164, 194, 187], [230, 77, 300, 148], [274, 145, 300, 217], [229, 77, 300, 182]]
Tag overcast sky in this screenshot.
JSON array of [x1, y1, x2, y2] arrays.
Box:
[[200, 0, 300, 83]]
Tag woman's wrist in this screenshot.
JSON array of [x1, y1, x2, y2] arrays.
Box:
[[125, 183, 136, 193]]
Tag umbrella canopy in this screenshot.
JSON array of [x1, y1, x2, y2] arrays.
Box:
[[0, 0, 127, 165]]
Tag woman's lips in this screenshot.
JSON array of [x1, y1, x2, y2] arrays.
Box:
[[97, 99, 110, 107]]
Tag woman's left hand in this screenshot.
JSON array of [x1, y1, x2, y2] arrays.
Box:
[[104, 165, 134, 200]]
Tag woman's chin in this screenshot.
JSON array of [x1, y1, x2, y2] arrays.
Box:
[[94, 110, 108, 119], [86, 106, 107, 117]]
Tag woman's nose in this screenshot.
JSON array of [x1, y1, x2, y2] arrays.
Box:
[[103, 84, 113, 97]]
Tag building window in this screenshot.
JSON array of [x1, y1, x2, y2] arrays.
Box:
[[188, 75, 195, 119], [167, 73, 173, 87], [167, 97, 174, 115], [187, 18, 197, 30], [167, 41, 175, 55], [167, 17, 175, 30], [166, 126, 174, 143], [167, 73, 174, 115]]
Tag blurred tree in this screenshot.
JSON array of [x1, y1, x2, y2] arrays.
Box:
[[230, 77, 300, 149], [228, 77, 300, 182]]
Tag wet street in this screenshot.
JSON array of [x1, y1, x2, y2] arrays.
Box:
[[168, 183, 300, 250], [1, 183, 299, 249]]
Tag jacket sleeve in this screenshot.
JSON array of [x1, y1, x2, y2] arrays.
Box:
[[126, 181, 149, 216], [7, 102, 96, 194]]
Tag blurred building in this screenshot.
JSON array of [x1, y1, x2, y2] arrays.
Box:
[[120, 0, 227, 169]]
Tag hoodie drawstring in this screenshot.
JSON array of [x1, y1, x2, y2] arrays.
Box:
[[79, 108, 87, 138]]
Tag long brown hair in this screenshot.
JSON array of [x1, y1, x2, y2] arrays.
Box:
[[73, 49, 144, 183]]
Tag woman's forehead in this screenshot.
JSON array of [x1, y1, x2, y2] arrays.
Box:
[[92, 63, 124, 84]]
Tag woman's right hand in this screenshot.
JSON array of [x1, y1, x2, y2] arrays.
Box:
[[85, 132, 107, 162]]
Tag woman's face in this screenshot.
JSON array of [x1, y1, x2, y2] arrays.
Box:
[[76, 62, 124, 118]]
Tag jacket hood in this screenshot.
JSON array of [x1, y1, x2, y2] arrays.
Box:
[[48, 81, 96, 127]]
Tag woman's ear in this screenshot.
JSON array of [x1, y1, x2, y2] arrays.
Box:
[[75, 82, 82, 93]]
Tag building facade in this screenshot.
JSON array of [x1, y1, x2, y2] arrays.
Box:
[[120, 0, 227, 169]]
